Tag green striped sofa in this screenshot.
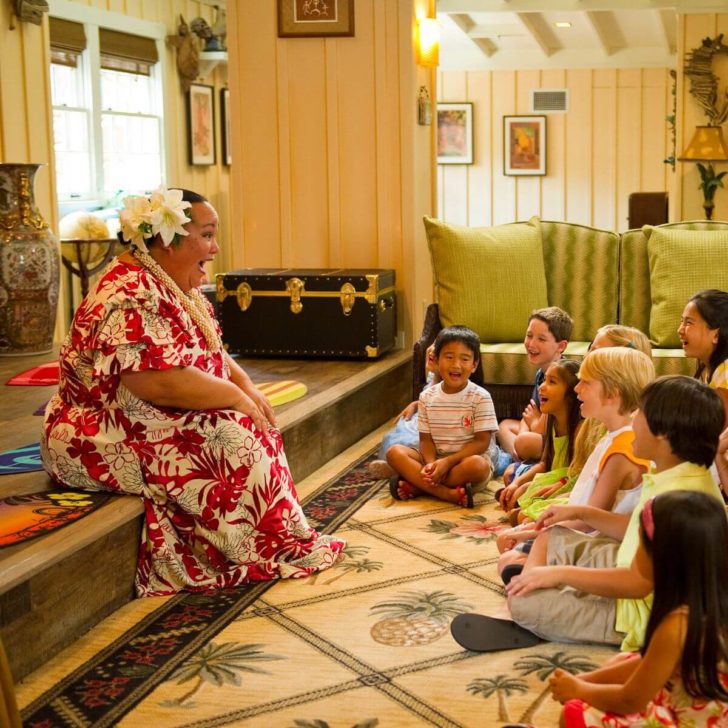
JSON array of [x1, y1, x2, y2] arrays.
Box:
[[414, 219, 728, 419]]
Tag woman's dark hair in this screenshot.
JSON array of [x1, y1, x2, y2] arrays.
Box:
[[540, 358, 582, 470], [640, 491, 728, 700], [434, 325, 480, 363], [640, 375, 723, 467], [689, 289, 728, 382], [117, 188, 208, 247]]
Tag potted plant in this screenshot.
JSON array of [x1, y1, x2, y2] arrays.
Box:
[[696, 162, 728, 220]]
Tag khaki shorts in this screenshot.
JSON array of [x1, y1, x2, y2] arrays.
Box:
[[509, 526, 624, 646]]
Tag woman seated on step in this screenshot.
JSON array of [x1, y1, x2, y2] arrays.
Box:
[[42, 187, 344, 597]]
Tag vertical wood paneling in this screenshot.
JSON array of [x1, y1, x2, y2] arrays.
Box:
[[541, 69, 566, 221], [439, 66, 673, 231], [515, 69, 541, 221], [468, 71, 490, 226], [592, 69, 618, 230], [616, 69, 642, 230], [677, 14, 728, 222], [439, 71, 468, 224], [491, 71, 517, 224]]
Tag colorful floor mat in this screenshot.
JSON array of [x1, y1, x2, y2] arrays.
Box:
[[258, 379, 307, 406], [0, 443, 43, 474], [0, 490, 111, 547], [5, 361, 60, 386], [19, 453, 615, 728]]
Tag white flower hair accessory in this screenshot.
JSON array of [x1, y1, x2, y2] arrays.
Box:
[[119, 186, 192, 251]]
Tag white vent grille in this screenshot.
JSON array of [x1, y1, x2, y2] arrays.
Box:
[[531, 89, 568, 113]]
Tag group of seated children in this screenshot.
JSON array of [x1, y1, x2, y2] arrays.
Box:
[[373, 288, 728, 726]]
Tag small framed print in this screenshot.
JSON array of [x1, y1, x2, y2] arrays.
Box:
[[437, 103, 473, 165], [504, 115, 546, 176], [220, 88, 231, 166], [187, 83, 215, 166], [277, 0, 355, 38]]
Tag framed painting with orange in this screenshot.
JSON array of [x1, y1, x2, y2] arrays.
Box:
[[187, 83, 215, 166], [504, 115, 546, 176]]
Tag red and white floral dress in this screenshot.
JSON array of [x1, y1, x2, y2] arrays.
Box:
[[563, 661, 728, 727], [42, 257, 344, 597]]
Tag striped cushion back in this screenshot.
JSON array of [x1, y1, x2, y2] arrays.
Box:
[[540, 221, 620, 342]]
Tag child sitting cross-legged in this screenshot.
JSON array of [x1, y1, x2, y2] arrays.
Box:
[[386, 325, 497, 508], [497, 358, 583, 519], [549, 490, 728, 726], [496, 348, 654, 581], [506, 375, 726, 652]]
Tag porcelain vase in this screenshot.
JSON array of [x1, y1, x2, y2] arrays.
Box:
[[0, 163, 60, 355]]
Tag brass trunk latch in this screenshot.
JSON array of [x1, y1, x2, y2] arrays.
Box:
[[340, 282, 356, 315], [237, 282, 252, 311], [286, 277, 304, 314]]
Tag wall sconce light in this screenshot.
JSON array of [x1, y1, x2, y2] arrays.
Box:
[[417, 17, 440, 67], [678, 125, 728, 220]]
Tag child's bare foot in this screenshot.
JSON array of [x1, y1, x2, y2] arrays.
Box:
[[456, 483, 474, 509]]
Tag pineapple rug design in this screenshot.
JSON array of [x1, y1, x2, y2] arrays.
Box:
[[18, 450, 615, 728]]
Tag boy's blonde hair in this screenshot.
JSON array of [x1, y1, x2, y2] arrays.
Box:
[[579, 347, 655, 414], [595, 324, 652, 357]]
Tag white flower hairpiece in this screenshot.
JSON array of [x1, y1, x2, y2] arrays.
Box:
[[119, 186, 192, 252]]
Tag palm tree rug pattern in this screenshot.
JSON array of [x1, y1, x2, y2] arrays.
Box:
[[19, 451, 616, 727]]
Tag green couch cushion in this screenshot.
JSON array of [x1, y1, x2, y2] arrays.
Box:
[[620, 221, 728, 334], [424, 216, 547, 343], [539, 221, 620, 342], [644, 225, 728, 347], [480, 341, 590, 386]]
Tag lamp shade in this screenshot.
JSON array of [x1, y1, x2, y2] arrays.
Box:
[[417, 17, 439, 67], [678, 125, 728, 162]]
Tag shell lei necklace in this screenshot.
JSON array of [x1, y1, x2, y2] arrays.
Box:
[[133, 248, 221, 352]]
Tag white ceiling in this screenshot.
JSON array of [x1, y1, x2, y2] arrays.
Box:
[[437, 0, 728, 71]]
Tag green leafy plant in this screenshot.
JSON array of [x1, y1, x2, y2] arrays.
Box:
[[696, 162, 728, 204]]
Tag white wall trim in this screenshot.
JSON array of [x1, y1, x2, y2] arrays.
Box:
[[48, 0, 166, 40]]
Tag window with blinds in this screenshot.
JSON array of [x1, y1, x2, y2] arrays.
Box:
[[49, 16, 164, 202]]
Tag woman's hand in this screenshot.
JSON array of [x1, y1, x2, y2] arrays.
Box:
[[240, 383, 277, 428], [549, 668, 582, 703], [506, 566, 561, 597], [232, 391, 272, 434]]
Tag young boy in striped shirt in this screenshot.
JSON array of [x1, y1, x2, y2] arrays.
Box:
[[387, 325, 497, 508]]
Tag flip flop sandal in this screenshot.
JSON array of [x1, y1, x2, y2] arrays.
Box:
[[457, 483, 474, 508], [493, 485, 505, 502], [450, 613, 541, 652], [500, 563, 524, 585], [389, 476, 419, 501]]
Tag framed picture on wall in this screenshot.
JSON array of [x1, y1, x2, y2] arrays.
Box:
[[220, 87, 231, 166], [503, 115, 546, 176], [277, 0, 355, 38], [187, 83, 215, 166], [436, 103, 473, 165]]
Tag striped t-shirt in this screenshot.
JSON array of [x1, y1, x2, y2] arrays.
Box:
[[418, 380, 498, 454]]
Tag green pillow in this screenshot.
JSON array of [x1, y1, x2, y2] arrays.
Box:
[[423, 216, 548, 343], [645, 226, 728, 347]]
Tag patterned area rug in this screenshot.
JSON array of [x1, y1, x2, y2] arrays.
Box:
[[20, 452, 615, 728], [0, 490, 111, 547]]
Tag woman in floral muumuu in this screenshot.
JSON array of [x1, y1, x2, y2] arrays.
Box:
[[42, 187, 344, 596]]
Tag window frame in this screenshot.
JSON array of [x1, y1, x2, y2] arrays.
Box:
[[49, 0, 167, 210]]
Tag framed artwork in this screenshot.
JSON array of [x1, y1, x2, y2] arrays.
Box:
[[187, 83, 215, 166], [503, 115, 546, 176], [220, 87, 231, 166], [436, 103, 473, 165], [277, 0, 355, 38]]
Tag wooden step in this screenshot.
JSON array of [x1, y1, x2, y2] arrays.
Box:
[[0, 349, 411, 680]]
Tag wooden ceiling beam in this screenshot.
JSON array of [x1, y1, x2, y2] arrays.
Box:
[[516, 12, 562, 58]]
